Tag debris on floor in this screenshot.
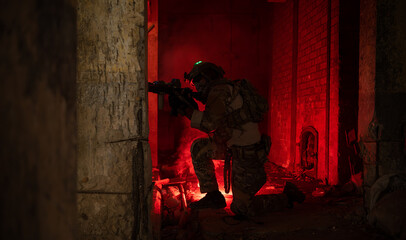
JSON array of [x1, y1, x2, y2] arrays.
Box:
[[155, 162, 392, 240]]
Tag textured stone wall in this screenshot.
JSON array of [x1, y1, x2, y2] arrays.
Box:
[[77, 0, 151, 239], [0, 0, 77, 239]]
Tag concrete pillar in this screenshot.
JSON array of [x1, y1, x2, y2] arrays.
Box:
[[0, 0, 77, 239], [359, 0, 406, 209], [374, 0, 406, 176], [76, 0, 151, 239]]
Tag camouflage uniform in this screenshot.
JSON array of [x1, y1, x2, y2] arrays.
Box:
[[190, 81, 272, 215]]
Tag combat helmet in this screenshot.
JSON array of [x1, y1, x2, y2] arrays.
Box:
[[184, 61, 225, 96]]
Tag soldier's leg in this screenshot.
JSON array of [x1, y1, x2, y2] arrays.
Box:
[[230, 147, 267, 216], [231, 170, 301, 215], [230, 186, 254, 216], [190, 138, 218, 193], [190, 138, 226, 209], [230, 136, 304, 216]]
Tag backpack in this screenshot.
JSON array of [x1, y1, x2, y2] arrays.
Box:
[[223, 79, 269, 128]]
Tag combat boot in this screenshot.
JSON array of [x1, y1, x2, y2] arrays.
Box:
[[283, 182, 305, 208], [189, 190, 226, 209]]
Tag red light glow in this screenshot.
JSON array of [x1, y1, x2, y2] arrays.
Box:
[[172, 121, 233, 207]]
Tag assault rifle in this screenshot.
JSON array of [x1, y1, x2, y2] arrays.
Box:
[[148, 79, 203, 116]]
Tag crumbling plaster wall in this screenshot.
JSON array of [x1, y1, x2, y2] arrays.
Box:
[[0, 0, 77, 239], [77, 0, 151, 239]]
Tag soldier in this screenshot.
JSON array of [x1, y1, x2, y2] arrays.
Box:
[[170, 61, 305, 217]]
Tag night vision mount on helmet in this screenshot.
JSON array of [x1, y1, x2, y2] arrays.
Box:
[[184, 61, 225, 84]]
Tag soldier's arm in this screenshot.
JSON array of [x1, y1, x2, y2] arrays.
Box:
[[190, 85, 230, 133]]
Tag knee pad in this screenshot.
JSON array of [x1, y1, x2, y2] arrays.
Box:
[[190, 138, 211, 160]]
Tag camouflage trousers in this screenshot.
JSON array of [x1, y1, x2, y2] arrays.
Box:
[[191, 136, 284, 215]]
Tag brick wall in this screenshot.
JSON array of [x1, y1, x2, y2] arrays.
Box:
[[269, 0, 294, 168], [269, 0, 341, 184], [329, 0, 340, 184], [296, 0, 330, 181]]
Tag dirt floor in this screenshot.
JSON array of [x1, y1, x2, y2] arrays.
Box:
[[160, 163, 392, 240], [188, 196, 391, 240]]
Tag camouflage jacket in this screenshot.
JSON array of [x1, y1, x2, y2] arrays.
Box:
[[190, 81, 261, 147]]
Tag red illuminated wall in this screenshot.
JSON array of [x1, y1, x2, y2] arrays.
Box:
[[269, 0, 359, 185], [295, 0, 339, 183], [158, 0, 271, 155], [268, 0, 294, 169], [269, 0, 337, 183], [155, 0, 359, 185]]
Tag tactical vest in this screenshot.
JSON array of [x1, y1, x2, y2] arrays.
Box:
[[222, 79, 269, 129]]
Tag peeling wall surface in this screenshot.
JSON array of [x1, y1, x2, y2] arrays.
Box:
[[0, 0, 77, 239], [77, 0, 151, 239]]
